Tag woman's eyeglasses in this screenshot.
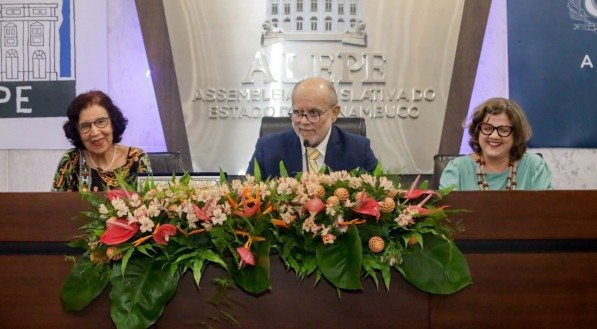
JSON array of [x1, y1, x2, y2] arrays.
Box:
[[478, 123, 514, 137], [79, 117, 111, 133]]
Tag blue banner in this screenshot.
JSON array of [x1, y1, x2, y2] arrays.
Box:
[[508, 0, 597, 147]]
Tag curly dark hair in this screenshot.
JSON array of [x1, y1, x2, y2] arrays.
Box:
[[63, 90, 128, 149], [468, 97, 532, 162]]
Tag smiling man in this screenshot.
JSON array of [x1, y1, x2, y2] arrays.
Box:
[[247, 77, 378, 178]]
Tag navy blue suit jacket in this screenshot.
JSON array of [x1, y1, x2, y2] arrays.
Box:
[[246, 126, 378, 178]]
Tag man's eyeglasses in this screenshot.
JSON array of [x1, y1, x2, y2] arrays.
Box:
[[478, 123, 514, 137], [79, 117, 111, 134], [289, 108, 331, 123]]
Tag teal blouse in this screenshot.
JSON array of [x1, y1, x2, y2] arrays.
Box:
[[439, 153, 553, 190]]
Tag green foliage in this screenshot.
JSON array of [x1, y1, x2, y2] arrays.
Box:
[[279, 161, 289, 178], [253, 159, 262, 182], [60, 256, 110, 311], [316, 226, 362, 290], [109, 257, 180, 329], [232, 240, 271, 294], [399, 234, 472, 294]]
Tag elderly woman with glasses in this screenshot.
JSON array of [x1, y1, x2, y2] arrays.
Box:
[[52, 91, 152, 191], [440, 97, 553, 190]]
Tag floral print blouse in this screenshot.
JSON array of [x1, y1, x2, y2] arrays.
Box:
[[51, 147, 152, 192]]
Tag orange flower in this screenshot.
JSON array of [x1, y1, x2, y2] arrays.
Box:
[[232, 188, 261, 218], [272, 219, 289, 228]]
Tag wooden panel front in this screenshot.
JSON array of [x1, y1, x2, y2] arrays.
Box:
[[158, 262, 428, 329], [442, 191, 597, 240], [0, 193, 91, 242], [0, 255, 113, 329], [430, 253, 597, 329], [0, 254, 427, 329]]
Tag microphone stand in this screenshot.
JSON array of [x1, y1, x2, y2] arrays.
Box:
[[303, 139, 310, 173]]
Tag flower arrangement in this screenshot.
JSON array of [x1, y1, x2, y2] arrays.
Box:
[[61, 165, 471, 329]]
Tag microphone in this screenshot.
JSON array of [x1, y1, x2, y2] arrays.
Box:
[[303, 139, 310, 173]]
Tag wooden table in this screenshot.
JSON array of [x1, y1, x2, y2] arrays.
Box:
[[1, 191, 595, 328]]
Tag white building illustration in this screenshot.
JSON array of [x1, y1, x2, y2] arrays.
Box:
[[262, 0, 367, 46], [0, 1, 65, 81]]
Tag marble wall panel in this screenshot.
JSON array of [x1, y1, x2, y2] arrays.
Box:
[[0, 151, 7, 191], [6, 150, 67, 192]]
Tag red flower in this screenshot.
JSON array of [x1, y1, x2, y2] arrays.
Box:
[[404, 175, 439, 200], [153, 224, 177, 245], [353, 192, 381, 221], [304, 197, 326, 214], [106, 189, 136, 201], [236, 246, 255, 267], [99, 219, 140, 245]]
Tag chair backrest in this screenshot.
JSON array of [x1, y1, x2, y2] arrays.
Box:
[[147, 151, 184, 174], [259, 117, 366, 137], [432, 154, 461, 189]]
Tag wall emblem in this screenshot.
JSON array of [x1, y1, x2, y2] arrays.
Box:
[[262, 0, 367, 46], [0, 0, 75, 117], [568, 0, 597, 33], [0, 1, 74, 82]]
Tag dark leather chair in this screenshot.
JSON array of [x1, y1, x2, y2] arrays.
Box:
[[259, 117, 366, 137], [432, 154, 461, 189], [147, 151, 184, 174]]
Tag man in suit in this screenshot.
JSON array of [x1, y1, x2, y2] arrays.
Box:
[[247, 77, 378, 178]]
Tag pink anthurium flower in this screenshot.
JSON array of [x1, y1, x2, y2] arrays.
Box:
[[405, 194, 448, 216], [304, 197, 326, 214], [192, 204, 211, 221], [404, 175, 439, 200], [106, 189, 135, 201], [353, 193, 381, 221], [152, 224, 177, 245], [236, 246, 255, 268], [99, 218, 140, 245]]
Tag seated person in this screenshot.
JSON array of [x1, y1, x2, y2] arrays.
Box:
[[440, 97, 553, 190], [247, 77, 378, 178], [52, 91, 152, 192]]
